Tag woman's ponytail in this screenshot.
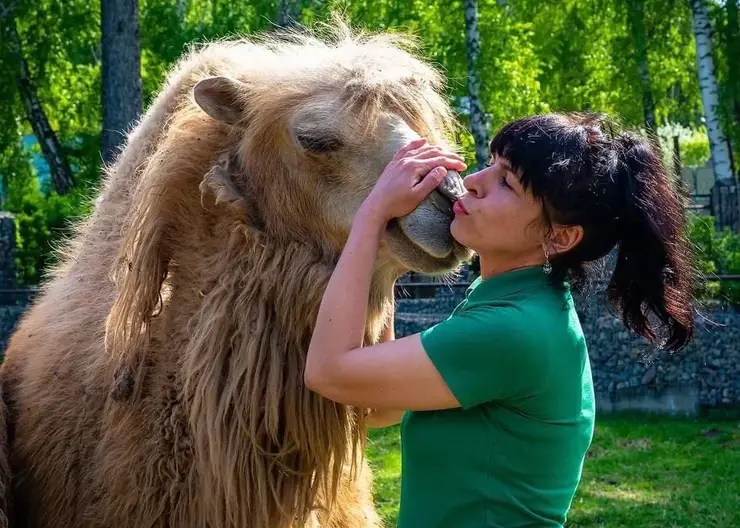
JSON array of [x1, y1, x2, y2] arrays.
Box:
[[608, 133, 694, 351]]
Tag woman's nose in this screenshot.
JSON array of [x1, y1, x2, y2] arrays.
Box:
[[463, 171, 481, 196]]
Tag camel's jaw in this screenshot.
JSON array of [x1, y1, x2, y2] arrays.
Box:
[[385, 220, 472, 276]]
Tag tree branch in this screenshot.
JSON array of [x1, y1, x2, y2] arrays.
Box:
[[3, 9, 75, 194], [0, 0, 20, 21]]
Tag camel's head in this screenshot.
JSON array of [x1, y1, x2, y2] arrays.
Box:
[[192, 28, 473, 275]]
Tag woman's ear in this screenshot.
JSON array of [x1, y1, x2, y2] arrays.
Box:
[[549, 224, 584, 256]]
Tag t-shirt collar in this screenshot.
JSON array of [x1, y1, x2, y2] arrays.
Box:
[[465, 265, 552, 301]]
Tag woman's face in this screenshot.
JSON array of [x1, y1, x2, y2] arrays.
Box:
[[451, 157, 546, 264]]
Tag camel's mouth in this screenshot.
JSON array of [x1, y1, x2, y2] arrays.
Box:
[[389, 168, 468, 267], [386, 216, 471, 275], [427, 190, 454, 218]]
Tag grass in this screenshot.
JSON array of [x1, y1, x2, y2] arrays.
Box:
[[366, 414, 740, 527]]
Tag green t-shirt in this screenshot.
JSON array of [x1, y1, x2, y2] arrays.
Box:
[[399, 266, 595, 528]]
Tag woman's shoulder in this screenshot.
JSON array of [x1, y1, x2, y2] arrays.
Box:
[[461, 284, 565, 318], [435, 301, 545, 355], [451, 288, 581, 351]]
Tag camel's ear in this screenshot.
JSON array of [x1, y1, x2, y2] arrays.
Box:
[[200, 153, 246, 210], [193, 76, 248, 125], [200, 152, 265, 231]]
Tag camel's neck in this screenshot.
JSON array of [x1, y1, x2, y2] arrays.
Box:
[[171, 229, 394, 527], [169, 227, 394, 348]]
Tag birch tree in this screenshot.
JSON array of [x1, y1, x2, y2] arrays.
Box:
[[464, 0, 489, 170], [690, 0, 734, 182]]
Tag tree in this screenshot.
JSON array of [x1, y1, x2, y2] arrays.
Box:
[[689, 0, 734, 183], [101, 0, 142, 164], [463, 0, 488, 170], [277, 0, 300, 28], [177, 0, 187, 27], [1, 1, 74, 195], [625, 0, 656, 130]]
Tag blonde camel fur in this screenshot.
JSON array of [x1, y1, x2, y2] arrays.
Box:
[[0, 21, 471, 528]]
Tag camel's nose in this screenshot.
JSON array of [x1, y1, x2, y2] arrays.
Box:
[[438, 170, 466, 201], [428, 170, 465, 216]]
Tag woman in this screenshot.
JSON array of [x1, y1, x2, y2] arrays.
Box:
[[305, 113, 694, 527]]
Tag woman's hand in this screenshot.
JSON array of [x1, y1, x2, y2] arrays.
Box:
[[360, 138, 467, 223]]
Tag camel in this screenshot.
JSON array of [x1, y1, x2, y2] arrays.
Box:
[[0, 22, 471, 528]]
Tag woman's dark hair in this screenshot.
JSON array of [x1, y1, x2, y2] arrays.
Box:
[[489, 112, 694, 352]]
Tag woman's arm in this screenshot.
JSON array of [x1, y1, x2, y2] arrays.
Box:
[[366, 408, 406, 428], [305, 139, 466, 410], [304, 205, 458, 410], [365, 306, 406, 428]]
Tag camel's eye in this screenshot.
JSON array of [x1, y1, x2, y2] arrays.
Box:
[[295, 131, 344, 154]]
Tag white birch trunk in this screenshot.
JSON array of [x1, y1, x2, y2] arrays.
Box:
[[464, 0, 489, 170], [690, 0, 734, 182]]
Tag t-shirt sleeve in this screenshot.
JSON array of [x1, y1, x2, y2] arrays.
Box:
[[420, 306, 549, 409]]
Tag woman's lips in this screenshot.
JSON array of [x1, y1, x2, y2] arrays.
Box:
[[453, 200, 468, 215]]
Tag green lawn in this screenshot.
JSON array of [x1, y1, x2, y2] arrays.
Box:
[[366, 415, 740, 527]]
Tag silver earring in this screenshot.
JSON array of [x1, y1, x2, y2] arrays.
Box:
[[542, 245, 552, 275]]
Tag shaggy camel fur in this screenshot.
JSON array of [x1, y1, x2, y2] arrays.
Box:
[[0, 23, 471, 528]]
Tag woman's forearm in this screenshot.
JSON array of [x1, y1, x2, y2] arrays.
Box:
[[305, 208, 386, 383]]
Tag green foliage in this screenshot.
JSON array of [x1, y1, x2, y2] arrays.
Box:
[[688, 215, 740, 305], [657, 122, 711, 169], [1, 132, 88, 285], [11, 191, 86, 286], [1, 0, 739, 286], [680, 128, 712, 168]]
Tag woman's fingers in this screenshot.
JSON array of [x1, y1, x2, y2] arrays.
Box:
[[394, 139, 466, 165], [409, 156, 467, 174], [408, 147, 466, 163], [393, 138, 427, 160], [414, 166, 448, 196]]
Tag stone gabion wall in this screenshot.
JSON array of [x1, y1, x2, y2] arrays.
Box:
[[0, 212, 17, 289], [0, 303, 27, 354], [395, 288, 740, 408], [1, 268, 738, 408]]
